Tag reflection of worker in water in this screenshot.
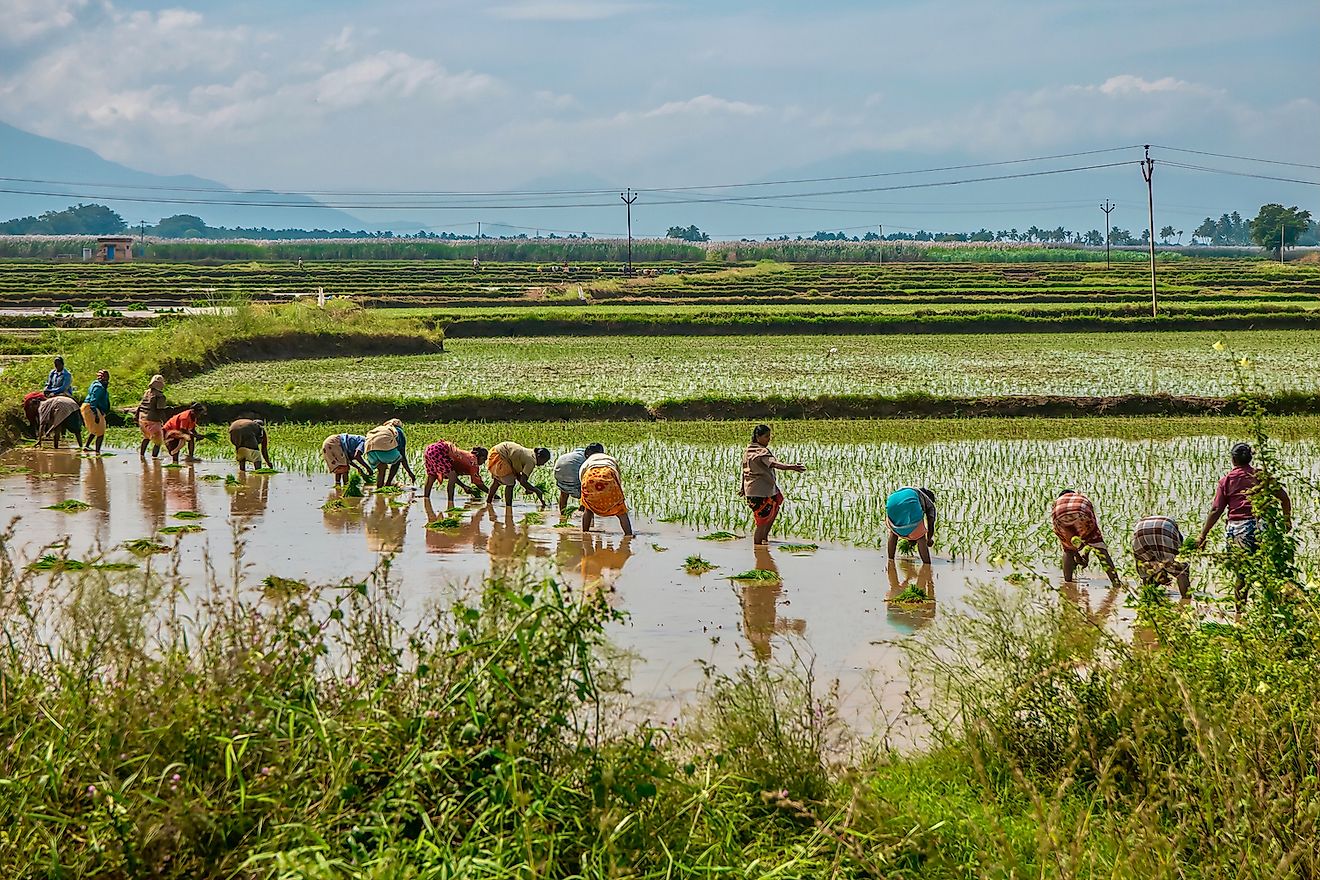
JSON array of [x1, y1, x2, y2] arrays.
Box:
[[230, 473, 271, 518], [577, 533, 634, 603], [140, 459, 167, 529], [483, 504, 549, 572], [164, 465, 199, 514], [885, 559, 937, 634], [364, 494, 408, 554], [82, 456, 108, 533], [422, 498, 487, 555], [1060, 579, 1120, 626], [322, 490, 362, 535], [739, 545, 805, 662]]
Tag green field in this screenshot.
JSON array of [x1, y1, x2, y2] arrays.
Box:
[[105, 415, 1320, 565], [172, 330, 1320, 405]]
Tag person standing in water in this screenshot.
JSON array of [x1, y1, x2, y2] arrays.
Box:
[[885, 487, 937, 564], [739, 424, 806, 546], [229, 418, 273, 473], [1050, 489, 1122, 589], [321, 431, 373, 487], [364, 419, 416, 487], [80, 370, 111, 454], [163, 403, 207, 464], [422, 439, 488, 506], [1196, 442, 1291, 604], [137, 374, 171, 459], [579, 448, 633, 537], [554, 443, 604, 517], [485, 441, 550, 507]]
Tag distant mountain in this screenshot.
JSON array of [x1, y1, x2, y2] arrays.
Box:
[[0, 120, 366, 231]]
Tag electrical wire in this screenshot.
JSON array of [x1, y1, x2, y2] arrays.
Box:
[[1162, 161, 1320, 187], [1153, 145, 1320, 172]]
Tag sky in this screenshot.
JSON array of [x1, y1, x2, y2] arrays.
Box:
[[1, 0, 1317, 235]]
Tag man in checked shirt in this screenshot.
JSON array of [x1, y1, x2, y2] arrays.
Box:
[[1132, 515, 1191, 599]]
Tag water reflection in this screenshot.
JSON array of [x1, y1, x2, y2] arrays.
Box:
[[164, 466, 198, 516], [230, 473, 271, 518], [885, 560, 937, 634], [139, 459, 166, 531], [483, 504, 550, 574], [739, 545, 806, 662], [422, 498, 488, 555], [1060, 579, 1120, 625], [577, 533, 634, 603], [363, 494, 408, 554]]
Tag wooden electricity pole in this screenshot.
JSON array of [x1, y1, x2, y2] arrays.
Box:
[[1141, 146, 1157, 317], [878, 224, 883, 267], [1100, 199, 1115, 270], [620, 188, 637, 276]]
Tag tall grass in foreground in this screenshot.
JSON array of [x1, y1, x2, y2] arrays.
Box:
[[3, 416, 1320, 876]]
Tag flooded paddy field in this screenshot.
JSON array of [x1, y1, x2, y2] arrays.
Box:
[[2, 445, 1140, 733]]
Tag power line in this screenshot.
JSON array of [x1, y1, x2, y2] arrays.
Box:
[[0, 161, 1136, 211], [1162, 161, 1320, 187], [1153, 145, 1320, 172]]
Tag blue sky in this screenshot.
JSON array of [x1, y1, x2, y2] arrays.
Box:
[[2, 0, 1316, 234]]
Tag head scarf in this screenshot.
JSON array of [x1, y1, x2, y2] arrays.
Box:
[[385, 418, 402, 428], [97, 370, 109, 382], [149, 374, 165, 391]]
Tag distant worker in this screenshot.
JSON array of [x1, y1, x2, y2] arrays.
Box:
[[422, 439, 488, 507], [43, 356, 73, 398], [321, 432, 373, 487], [1132, 515, 1191, 599], [229, 418, 272, 473], [1196, 442, 1291, 603], [885, 487, 937, 564], [163, 403, 206, 464], [579, 449, 633, 536], [80, 370, 111, 454], [1050, 489, 1122, 589], [554, 443, 604, 516], [36, 395, 82, 449], [485, 441, 550, 507], [137, 374, 171, 458], [364, 419, 416, 487], [739, 423, 806, 546]]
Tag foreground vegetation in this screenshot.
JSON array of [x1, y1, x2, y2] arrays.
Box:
[[3, 418, 1318, 876]]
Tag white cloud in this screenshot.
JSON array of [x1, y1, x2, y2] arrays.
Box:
[[1, 0, 90, 46], [488, 0, 647, 21], [639, 95, 765, 119], [310, 51, 496, 108]]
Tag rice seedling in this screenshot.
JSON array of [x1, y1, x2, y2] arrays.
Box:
[[729, 569, 782, 583], [172, 510, 206, 519], [321, 497, 357, 512], [343, 472, 365, 497], [699, 532, 742, 541], [44, 499, 90, 512], [889, 583, 931, 605], [26, 555, 136, 573], [122, 539, 170, 556], [252, 467, 281, 474], [260, 574, 308, 600], [651, 543, 668, 552], [374, 485, 404, 495], [159, 524, 203, 535], [427, 515, 463, 530], [524, 512, 545, 525], [778, 543, 819, 553], [199, 474, 224, 482], [684, 555, 717, 574]]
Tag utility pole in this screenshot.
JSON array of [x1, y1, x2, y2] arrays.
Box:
[[1281, 223, 1287, 264], [1140, 145, 1157, 317], [138, 220, 147, 257], [476, 221, 481, 265], [878, 224, 883, 267], [1100, 199, 1115, 270], [620, 188, 637, 276]]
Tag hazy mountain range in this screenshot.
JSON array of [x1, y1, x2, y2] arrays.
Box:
[[1, 120, 1311, 239]]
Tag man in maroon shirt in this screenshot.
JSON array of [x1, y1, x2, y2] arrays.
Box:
[[1196, 442, 1291, 601]]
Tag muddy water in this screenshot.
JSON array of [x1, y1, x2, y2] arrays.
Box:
[[1, 446, 1137, 734]]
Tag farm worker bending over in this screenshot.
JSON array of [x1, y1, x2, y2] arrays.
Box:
[[579, 450, 633, 537], [739, 424, 806, 546], [485, 441, 550, 507], [1050, 489, 1121, 589], [1132, 515, 1191, 599], [80, 370, 111, 454], [163, 403, 206, 464], [137, 375, 172, 459], [22, 391, 46, 436], [554, 443, 604, 516], [229, 418, 272, 473], [1195, 442, 1291, 604], [885, 487, 937, 564], [422, 439, 488, 506], [36, 395, 82, 449], [364, 419, 416, 487], [44, 356, 73, 398], [322, 432, 373, 487]]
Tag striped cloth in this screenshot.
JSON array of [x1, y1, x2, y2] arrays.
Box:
[[1051, 491, 1108, 553], [1132, 515, 1187, 582]]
